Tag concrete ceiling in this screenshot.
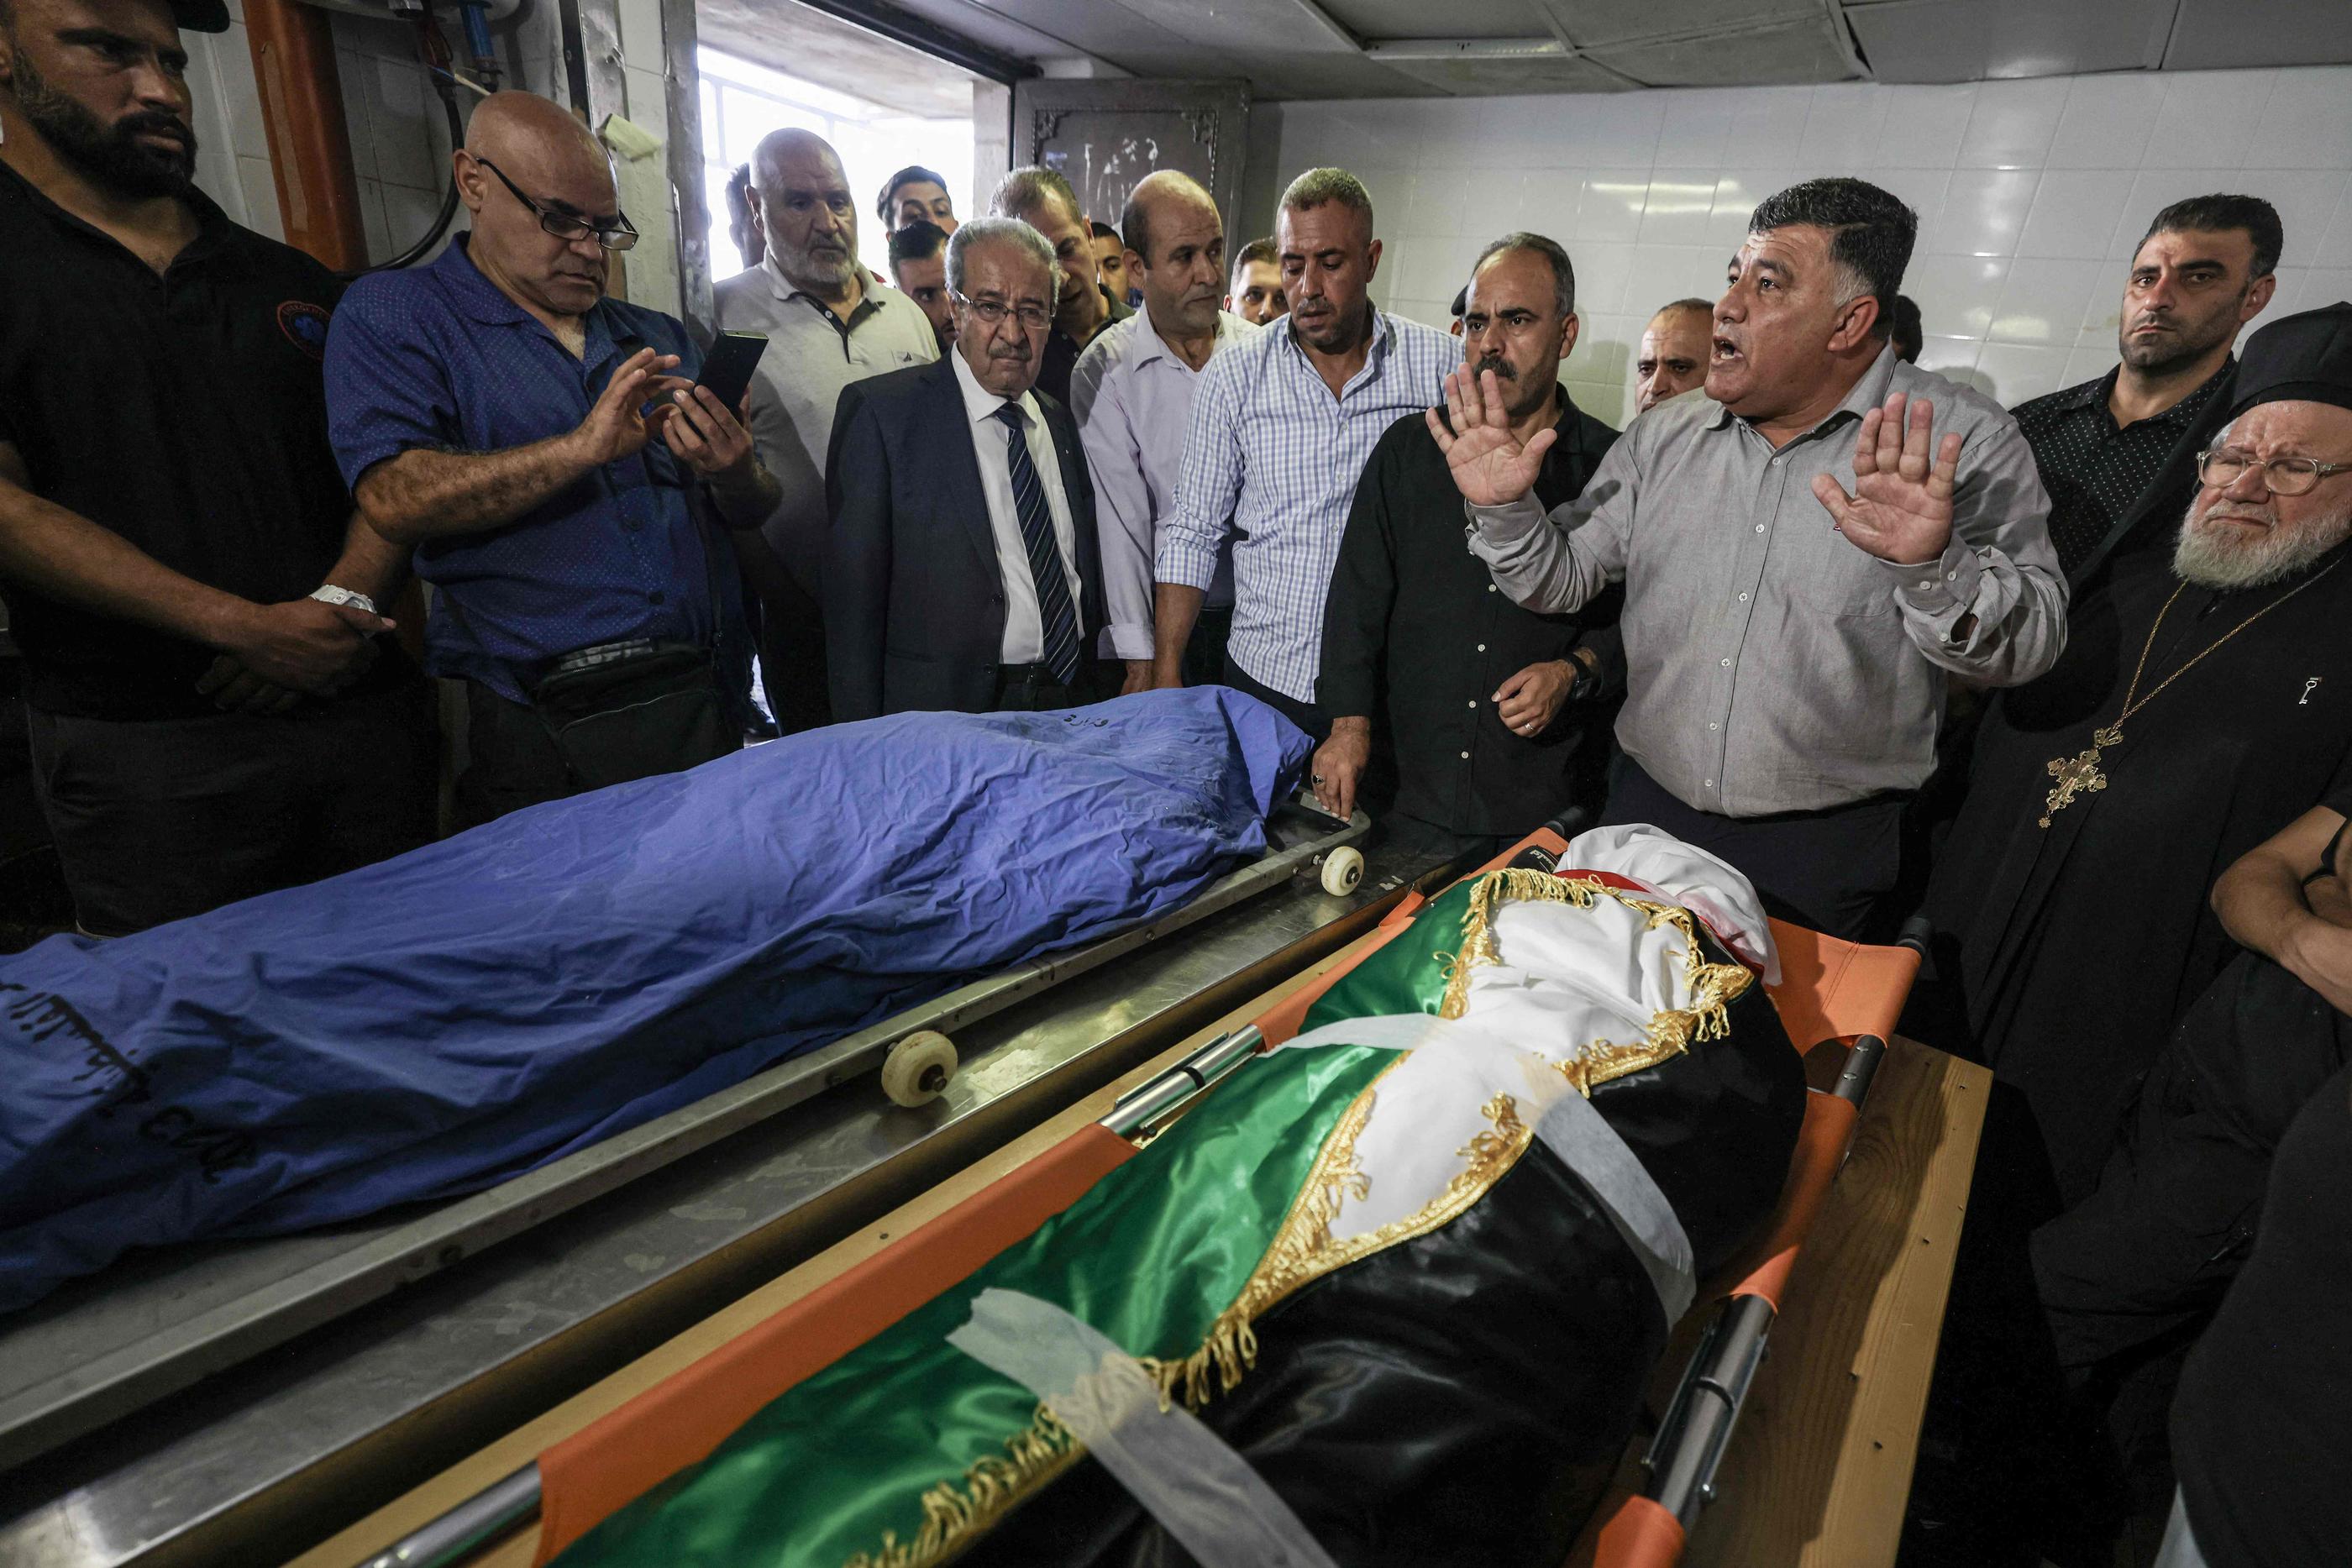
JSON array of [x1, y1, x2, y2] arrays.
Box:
[[811, 0, 2352, 98], [700, 0, 978, 118]]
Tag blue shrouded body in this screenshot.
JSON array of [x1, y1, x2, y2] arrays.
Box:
[[0, 689, 1309, 1313]]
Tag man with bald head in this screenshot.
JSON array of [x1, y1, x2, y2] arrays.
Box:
[[825, 218, 1109, 721], [1068, 170, 1253, 693], [0, 0, 433, 933], [327, 91, 780, 826], [1635, 298, 1712, 415], [712, 126, 936, 733]]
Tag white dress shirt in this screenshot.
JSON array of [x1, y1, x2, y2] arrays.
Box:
[[1069, 307, 1253, 660], [950, 349, 1084, 663], [711, 257, 936, 570]]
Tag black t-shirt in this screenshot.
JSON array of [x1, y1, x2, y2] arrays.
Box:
[[2172, 1059, 2352, 1565], [0, 162, 380, 719]]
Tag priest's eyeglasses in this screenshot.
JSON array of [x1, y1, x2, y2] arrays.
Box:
[[950, 290, 1052, 331], [475, 158, 640, 251], [2197, 448, 2349, 496]]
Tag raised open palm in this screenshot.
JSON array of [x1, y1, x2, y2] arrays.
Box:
[[1812, 391, 1962, 564], [1427, 366, 1557, 507]]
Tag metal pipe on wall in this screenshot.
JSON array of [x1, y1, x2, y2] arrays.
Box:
[[242, 0, 370, 272]]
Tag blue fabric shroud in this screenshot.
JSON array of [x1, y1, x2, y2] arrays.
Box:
[[0, 689, 1310, 1312]]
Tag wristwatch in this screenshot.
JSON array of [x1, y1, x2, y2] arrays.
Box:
[[309, 585, 379, 615]]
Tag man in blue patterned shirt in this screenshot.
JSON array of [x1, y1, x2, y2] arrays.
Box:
[[1152, 167, 1456, 742], [327, 93, 779, 826]]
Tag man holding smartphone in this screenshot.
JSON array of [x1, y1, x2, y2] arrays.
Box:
[[0, 0, 434, 935], [327, 91, 779, 826]]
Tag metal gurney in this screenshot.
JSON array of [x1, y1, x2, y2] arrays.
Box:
[[347, 821, 1891, 1568]]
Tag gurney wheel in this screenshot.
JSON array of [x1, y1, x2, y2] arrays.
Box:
[[1320, 847, 1365, 897], [882, 1030, 958, 1107]]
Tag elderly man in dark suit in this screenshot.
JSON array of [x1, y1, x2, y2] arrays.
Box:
[[825, 217, 1109, 721]]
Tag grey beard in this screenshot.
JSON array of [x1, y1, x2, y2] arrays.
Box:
[[774, 237, 857, 291], [2172, 500, 2352, 590]]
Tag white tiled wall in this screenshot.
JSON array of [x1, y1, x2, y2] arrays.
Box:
[[1263, 66, 2352, 426], [183, 0, 564, 267]]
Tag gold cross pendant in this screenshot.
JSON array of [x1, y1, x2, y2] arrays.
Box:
[[2040, 727, 2119, 827]]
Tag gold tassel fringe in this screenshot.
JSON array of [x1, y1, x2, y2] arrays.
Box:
[[844, 1404, 1083, 1568]]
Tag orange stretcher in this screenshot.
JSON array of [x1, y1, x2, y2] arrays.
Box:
[[356, 825, 1923, 1568]]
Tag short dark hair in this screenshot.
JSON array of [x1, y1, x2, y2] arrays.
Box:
[[2139, 193, 2283, 278], [990, 165, 1082, 228], [1450, 286, 1467, 318], [1889, 294, 1924, 358], [1471, 231, 1576, 320], [876, 165, 948, 224], [1231, 236, 1277, 288], [1279, 167, 1374, 229], [1746, 177, 1916, 331], [889, 219, 948, 271], [1090, 219, 1121, 244]]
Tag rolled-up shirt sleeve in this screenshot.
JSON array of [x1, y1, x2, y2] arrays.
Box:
[[1463, 435, 1638, 613], [1074, 358, 1157, 661], [1156, 354, 1243, 592], [323, 281, 455, 490], [1877, 415, 2068, 686]]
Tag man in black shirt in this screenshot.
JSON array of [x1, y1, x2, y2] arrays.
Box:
[[0, 0, 433, 935], [990, 165, 1130, 408], [1314, 233, 1620, 856], [2010, 194, 2279, 581]]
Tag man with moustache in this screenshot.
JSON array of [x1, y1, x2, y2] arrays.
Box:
[[0, 0, 433, 934], [328, 92, 778, 825], [990, 166, 1130, 409], [1069, 171, 1252, 694], [1435, 177, 2062, 938], [1634, 297, 1712, 415], [713, 128, 937, 732], [825, 218, 1108, 721], [2013, 195, 2280, 583], [1314, 233, 1621, 857], [1910, 302, 2352, 1568], [1154, 167, 1456, 742], [1226, 236, 1286, 327]]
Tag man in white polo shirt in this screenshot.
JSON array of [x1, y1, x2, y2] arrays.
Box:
[[714, 128, 935, 732]]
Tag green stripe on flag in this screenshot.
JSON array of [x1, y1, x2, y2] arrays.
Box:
[[1302, 874, 1475, 1031], [557, 1041, 1401, 1568]]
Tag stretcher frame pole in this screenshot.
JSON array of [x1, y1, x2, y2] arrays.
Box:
[[355, 1029, 1276, 1568], [355, 1463, 541, 1568], [1637, 1031, 1889, 1534]]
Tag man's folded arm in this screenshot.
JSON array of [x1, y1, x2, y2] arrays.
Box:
[[1462, 438, 1635, 613]]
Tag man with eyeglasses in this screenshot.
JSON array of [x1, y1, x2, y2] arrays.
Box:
[[2012, 195, 2281, 584], [824, 218, 1108, 721], [0, 0, 434, 935], [326, 91, 779, 827], [713, 127, 937, 735], [1312, 233, 1621, 859], [1909, 302, 2352, 1567]]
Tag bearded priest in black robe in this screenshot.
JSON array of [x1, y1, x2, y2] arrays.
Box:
[[1924, 301, 2352, 1214], [1902, 302, 2352, 1568]]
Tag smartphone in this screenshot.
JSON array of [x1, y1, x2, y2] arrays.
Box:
[[694, 330, 769, 417]]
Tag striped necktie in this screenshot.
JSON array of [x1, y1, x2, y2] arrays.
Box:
[[992, 401, 1082, 685]]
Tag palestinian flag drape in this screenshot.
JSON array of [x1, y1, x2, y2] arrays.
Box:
[[554, 862, 1805, 1568]]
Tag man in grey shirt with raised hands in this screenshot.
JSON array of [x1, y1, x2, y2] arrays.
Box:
[[1433, 177, 2064, 937]]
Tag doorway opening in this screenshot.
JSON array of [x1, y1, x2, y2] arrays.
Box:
[[694, 0, 982, 284]]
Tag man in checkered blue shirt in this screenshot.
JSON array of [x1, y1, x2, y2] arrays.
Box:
[[1151, 168, 1457, 742]]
